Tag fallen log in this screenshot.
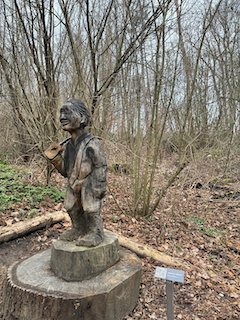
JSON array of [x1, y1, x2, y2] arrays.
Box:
[[0, 211, 191, 269], [117, 234, 192, 270], [0, 211, 68, 244]]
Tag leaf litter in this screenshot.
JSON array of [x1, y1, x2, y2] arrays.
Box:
[[0, 164, 239, 319]]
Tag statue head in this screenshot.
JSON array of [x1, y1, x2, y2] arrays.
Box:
[[60, 99, 90, 132]]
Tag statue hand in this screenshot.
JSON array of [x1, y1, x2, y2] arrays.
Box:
[[44, 142, 62, 160]]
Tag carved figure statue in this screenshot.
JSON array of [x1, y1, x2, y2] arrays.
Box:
[[45, 99, 107, 247]]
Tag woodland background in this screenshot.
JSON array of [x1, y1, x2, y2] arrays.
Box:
[[0, 0, 239, 215], [0, 1, 240, 319]]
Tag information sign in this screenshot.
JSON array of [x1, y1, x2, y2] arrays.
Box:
[[154, 267, 184, 283], [154, 266, 185, 320]]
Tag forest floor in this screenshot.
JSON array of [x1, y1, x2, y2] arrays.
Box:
[[0, 154, 239, 320]]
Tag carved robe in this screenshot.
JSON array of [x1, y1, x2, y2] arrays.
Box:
[[53, 132, 107, 214]]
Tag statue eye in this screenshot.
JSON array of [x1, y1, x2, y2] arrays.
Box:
[[60, 106, 72, 114], [65, 107, 71, 113]]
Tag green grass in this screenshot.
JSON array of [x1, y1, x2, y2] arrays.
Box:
[[0, 163, 65, 210]]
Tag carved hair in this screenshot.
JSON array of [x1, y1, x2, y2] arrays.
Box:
[[65, 99, 90, 127]]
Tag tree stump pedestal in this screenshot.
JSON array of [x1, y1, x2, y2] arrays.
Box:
[[3, 231, 142, 320]]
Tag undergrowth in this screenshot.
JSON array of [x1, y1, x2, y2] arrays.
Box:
[[0, 163, 65, 210], [185, 216, 228, 237]]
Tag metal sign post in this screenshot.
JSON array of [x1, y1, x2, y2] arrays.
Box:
[[166, 280, 174, 320], [154, 267, 185, 320]]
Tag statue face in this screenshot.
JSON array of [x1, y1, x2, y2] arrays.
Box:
[[60, 103, 83, 132]]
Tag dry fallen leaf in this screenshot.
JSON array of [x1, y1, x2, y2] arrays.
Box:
[[195, 280, 202, 287]]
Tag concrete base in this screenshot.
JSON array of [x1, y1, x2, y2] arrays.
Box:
[[51, 231, 119, 281], [3, 248, 142, 320]]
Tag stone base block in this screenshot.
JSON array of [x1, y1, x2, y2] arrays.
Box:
[[51, 231, 119, 281], [3, 248, 142, 320]]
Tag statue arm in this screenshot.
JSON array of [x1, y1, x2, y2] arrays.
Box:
[[86, 139, 108, 199], [86, 139, 107, 177]]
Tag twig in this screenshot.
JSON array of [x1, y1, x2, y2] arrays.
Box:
[[107, 184, 126, 216]]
